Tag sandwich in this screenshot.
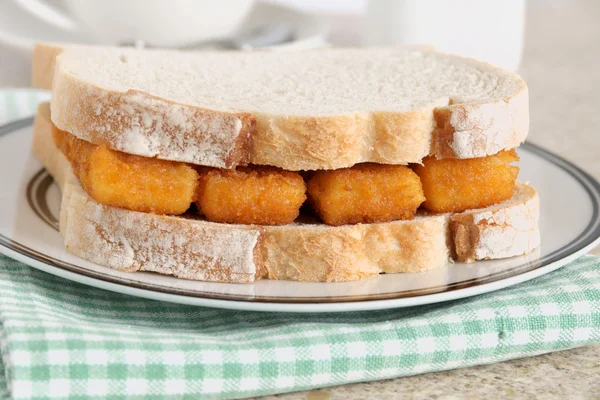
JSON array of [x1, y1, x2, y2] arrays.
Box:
[[31, 44, 540, 283]]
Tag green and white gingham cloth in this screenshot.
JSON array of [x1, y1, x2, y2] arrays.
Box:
[[1, 89, 600, 399], [0, 255, 599, 400]]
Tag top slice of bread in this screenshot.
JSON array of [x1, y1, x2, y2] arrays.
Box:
[[33, 43, 529, 170]]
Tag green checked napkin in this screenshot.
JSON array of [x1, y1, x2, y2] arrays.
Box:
[[1, 90, 600, 399], [1, 255, 600, 399]]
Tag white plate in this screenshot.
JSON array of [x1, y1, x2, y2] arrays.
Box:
[[0, 2, 328, 57], [1, 118, 600, 313]]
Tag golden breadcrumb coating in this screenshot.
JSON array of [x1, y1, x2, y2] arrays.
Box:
[[52, 126, 198, 215], [414, 150, 519, 213], [52, 122, 519, 225], [307, 163, 425, 226], [195, 166, 306, 225]]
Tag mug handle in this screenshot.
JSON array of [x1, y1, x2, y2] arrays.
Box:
[[11, 0, 79, 32]]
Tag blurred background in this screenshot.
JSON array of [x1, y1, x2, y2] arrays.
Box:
[[0, 0, 598, 183], [0, 0, 566, 85]]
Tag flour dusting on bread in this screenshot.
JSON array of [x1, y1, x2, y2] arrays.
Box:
[[34, 43, 529, 170]]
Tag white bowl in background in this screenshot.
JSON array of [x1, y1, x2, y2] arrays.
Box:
[[0, 1, 328, 57]]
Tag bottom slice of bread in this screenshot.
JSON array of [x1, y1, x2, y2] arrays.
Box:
[[32, 104, 540, 283]]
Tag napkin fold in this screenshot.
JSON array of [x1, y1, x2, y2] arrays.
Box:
[[1, 254, 599, 400]]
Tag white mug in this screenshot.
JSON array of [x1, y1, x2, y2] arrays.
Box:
[[11, 0, 256, 46], [364, 0, 526, 71]]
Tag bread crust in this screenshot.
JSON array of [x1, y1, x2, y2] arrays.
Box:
[[33, 43, 529, 170], [32, 103, 73, 189], [32, 103, 540, 283], [51, 67, 255, 169], [260, 215, 449, 282], [451, 183, 540, 262], [62, 184, 265, 283], [432, 86, 529, 159]]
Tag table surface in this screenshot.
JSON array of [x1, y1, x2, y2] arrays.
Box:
[[1, 1, 599, 399]]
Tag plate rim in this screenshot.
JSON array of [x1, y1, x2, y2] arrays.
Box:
[[14, 172, 600, 303], [2, 117, 600, 312]]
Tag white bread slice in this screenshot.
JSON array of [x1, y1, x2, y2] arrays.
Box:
[[32, 43, 529, 170], [451, 184, 540, 262], [32, 103, 539, 283], [61, 183, 265, 283], [32, 103, 74, 189]]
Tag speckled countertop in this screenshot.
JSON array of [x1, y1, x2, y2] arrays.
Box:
[[259, 346, 600, 400], [256, 1, 600, 399]]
